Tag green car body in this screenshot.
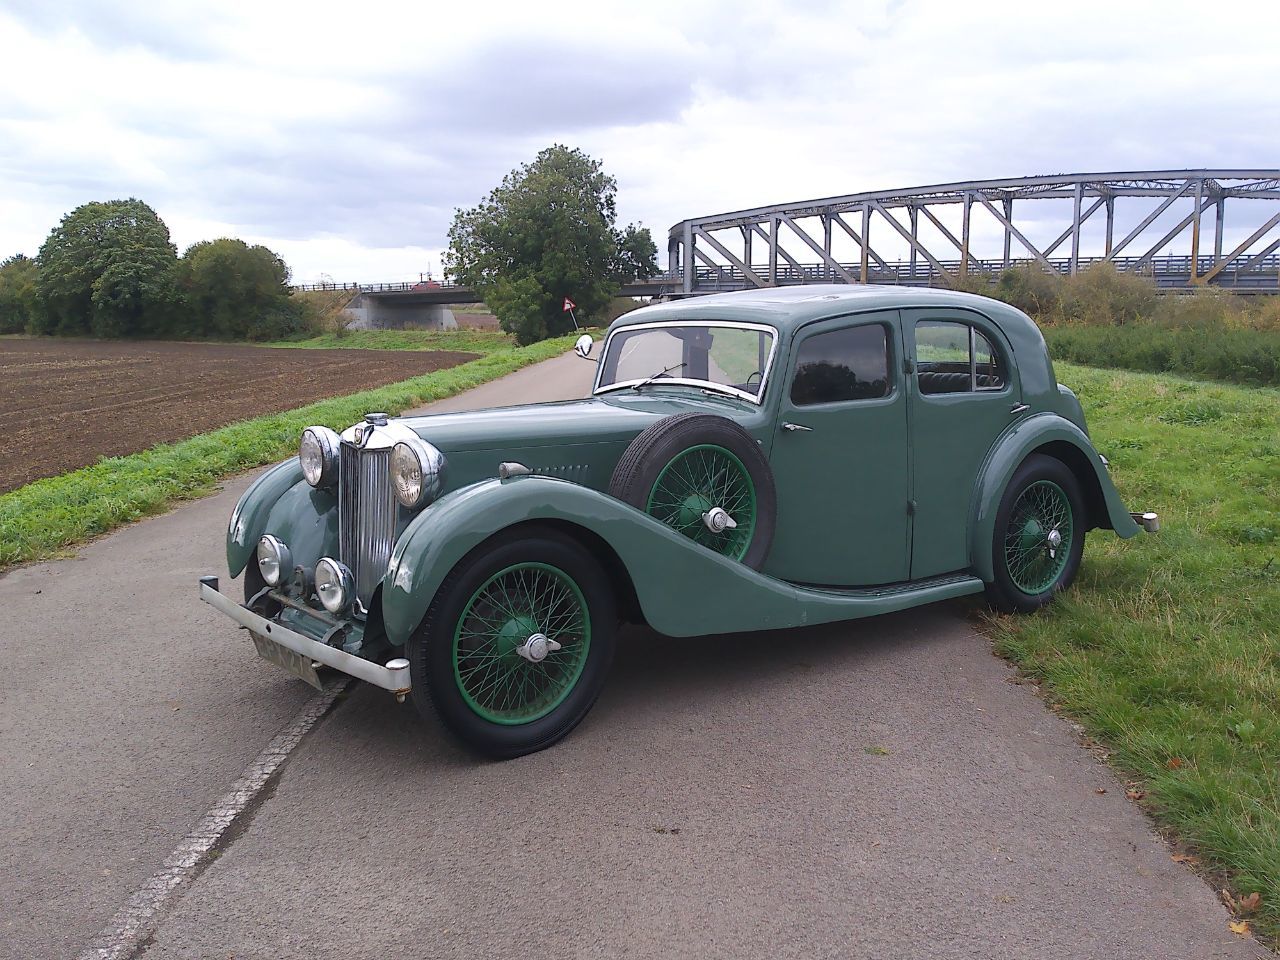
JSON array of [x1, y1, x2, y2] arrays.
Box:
[[206, 284, 1149, 755]]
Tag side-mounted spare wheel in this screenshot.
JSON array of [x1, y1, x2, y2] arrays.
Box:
[[408, 529, 617, 759], [608, 413, 777, 569], [986, 454, 1086, 613]]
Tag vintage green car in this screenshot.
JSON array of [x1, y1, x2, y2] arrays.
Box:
[[201, 285, 1157, 757]]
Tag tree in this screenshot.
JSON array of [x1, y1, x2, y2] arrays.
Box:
[[176, 238, 305, 340], [0, 254, 40, 334], [35, 199, 179, 338], [445, 145, 658, 344]]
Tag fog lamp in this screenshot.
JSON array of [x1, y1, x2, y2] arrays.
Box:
[[256, 535, 291, 587], [315, 557, 354, 614]]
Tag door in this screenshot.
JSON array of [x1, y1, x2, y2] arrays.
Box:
[[905, 308, 1020, 580], [763, 311, 909, 587]]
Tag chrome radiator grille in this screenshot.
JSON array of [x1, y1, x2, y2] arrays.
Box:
[[338, 441, 396, 609]]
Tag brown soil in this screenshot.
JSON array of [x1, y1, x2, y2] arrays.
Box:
[[0, 338, 478, 494]]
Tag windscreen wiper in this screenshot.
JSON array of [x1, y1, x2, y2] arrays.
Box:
[[631, 362, 686, 391]]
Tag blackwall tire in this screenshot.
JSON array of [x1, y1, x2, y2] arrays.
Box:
[[986, 454, 1086, 614], [408, 530, 616, 759]]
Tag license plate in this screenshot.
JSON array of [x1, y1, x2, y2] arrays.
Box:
[[250, 631, 324, 690]]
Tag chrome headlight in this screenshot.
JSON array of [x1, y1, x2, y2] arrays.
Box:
[[257, 534, 291, 587], [389, 437, 446, 509], [315, 557, 354, 613], [299, 426, 341, 488]]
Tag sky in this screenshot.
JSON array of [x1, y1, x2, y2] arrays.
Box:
[[1, 0, 1277, 284]]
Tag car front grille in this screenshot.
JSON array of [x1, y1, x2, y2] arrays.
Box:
[[338, 441, 396, 610]]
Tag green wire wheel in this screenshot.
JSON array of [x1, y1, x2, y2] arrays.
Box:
[[410, 530, 617, 758], [987, 454, 1086, 613], [644, 444, 758, 561], [609, 413, 777, 569], [452, 562, 591, 725], [1003, 480, 1074, 594]]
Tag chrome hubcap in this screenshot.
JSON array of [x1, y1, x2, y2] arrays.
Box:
[[701, 506, 738, 533], [515, 632, 562, 663], [1046, 527, 1063, 557]]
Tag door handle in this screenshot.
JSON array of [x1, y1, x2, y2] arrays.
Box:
[[781, 422, 813, 432], [1010, 403, 1030, 416]]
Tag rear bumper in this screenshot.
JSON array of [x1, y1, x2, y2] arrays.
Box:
[[199, 576, 411, 695], [1130, 511, 1161, 533]]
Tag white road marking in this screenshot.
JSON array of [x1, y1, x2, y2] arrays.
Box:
[[77, 679, 352, 960]]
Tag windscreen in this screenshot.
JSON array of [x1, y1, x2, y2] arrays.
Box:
[[596, 324, 775, 401]]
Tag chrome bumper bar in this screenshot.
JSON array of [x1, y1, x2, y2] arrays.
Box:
[[1130, 511, 1161, 533], [199, 576, 411, 695]]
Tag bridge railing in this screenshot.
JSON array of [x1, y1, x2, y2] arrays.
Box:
[[292, 280, 474, 293], [677, 254, 1280, 292]]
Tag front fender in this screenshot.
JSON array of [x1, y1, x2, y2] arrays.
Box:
[[969, 413, 1140, 582], [226, 458, 304, 576], [383, 476, 818, 644]]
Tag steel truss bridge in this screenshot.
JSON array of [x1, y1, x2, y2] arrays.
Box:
[[666, 170, 1280, 295]]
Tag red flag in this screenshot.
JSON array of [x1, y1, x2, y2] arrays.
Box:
[[563, 297, 576, 312]]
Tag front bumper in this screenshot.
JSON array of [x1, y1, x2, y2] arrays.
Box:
[[199, 576, 411, 696]]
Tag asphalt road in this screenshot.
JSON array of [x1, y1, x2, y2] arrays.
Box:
[[0, 351, 1263, 959]]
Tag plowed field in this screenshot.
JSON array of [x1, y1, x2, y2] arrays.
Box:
[[0, 338, 478, 493]]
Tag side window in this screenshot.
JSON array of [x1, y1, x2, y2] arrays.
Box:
[[790, 324, 890, 406], [973, 330, 1006, 390], [916, 320, 1006, 395]]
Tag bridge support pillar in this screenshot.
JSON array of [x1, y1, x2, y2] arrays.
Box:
[[1070, 182, 1083, 275], [343, 294, 457, 331], [1002, 197, 1013, 269]]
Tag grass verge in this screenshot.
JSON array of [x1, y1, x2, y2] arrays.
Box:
[[266, 328, 516, 353], [0, 335, 576, 570], [986, 362, 1280, 940]]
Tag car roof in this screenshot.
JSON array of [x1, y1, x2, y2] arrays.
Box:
[[611, 284, 1040, 339]]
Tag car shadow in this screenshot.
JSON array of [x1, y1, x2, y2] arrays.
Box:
[[318, 595, 986, 769]]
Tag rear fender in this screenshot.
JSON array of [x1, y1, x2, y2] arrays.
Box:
[[969, 413, 1140, 582]]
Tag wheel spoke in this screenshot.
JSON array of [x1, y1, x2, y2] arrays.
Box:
[[451, 562, 592, 725], [1004, 480, 1073, 594], [645, 444, 758, 561]]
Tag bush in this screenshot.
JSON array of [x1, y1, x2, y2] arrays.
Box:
[[1043, 325, 1280, 386], [0, 254, 39, 333], [987, 263, 1280, 386], [1058, 263, 1158, 325], [176, 238, 307, 340], [995, 265, 1062, 317]]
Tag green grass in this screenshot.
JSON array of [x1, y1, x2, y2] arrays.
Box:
[[265, 328, 516, 353], [0, 335, 577, 570], [986, 362, 1280, 939], [1045, 324, 1280, 387]]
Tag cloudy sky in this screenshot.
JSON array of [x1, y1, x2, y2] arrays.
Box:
[[1, 0, 1277, 284]]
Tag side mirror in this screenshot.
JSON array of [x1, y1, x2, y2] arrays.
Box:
[[574, 334, 594, 359]]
